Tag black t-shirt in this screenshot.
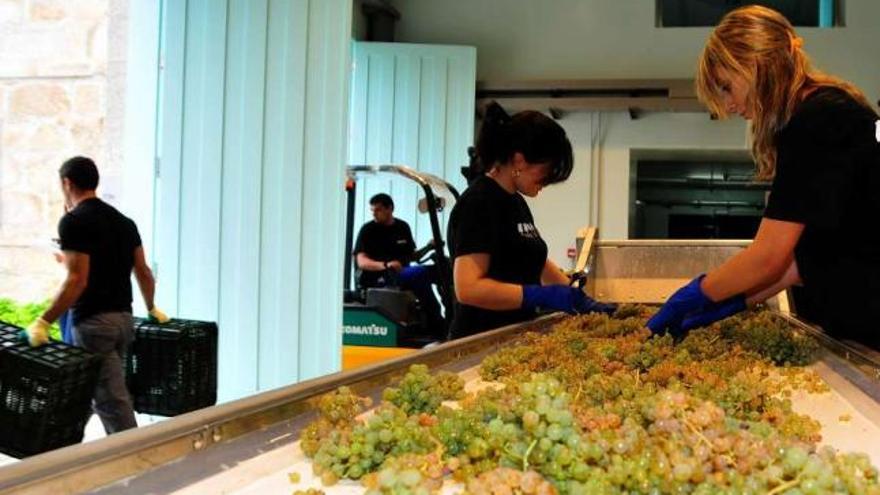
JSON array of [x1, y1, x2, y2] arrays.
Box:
[[353, 219, 416, 287], [58, 198, 142, 324], [447, 176, 548, 338], [764, 87, 880, 342]]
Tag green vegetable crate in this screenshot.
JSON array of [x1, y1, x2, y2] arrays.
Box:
[[0, 321, 100, 458]]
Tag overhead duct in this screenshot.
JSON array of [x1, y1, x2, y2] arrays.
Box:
[[476, 79, 705, 119]]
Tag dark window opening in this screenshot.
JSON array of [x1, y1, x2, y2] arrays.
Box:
[[668, 214, 762, 239], [631, 159, 770, 240], [657, 0, 842, 28]]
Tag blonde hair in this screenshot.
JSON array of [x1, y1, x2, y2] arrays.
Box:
[[696, 5, 872, 179]]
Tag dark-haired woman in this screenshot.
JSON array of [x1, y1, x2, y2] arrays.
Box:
[[647, 5, 880, 347], [447, 104, 615, 339]]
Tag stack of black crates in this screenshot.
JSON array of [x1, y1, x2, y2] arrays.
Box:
[[127, 318, 218, 416], [0, 321, 100, 458]]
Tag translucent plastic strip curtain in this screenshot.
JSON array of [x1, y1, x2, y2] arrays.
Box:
[[154, 0, 351, 401], [348, 42, 476, 287]]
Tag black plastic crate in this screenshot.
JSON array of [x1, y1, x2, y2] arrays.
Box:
[[0, 321, 100, 458], [127, 318, 218, 416]]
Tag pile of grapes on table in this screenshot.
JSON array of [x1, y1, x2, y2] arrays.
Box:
[[294, 308, 879, 495]]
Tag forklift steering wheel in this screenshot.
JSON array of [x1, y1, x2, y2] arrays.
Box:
[[414, 240, 436, 265]]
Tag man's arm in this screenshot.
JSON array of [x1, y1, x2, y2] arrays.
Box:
[[133, 246, 156, 310], [40, 251, 90, 323], [356, 252, 391, 272], [133, 246, 171, 322], [353, 223, 385, 271]]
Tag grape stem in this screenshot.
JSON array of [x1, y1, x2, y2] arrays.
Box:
[[522, 439, 538, 471], [765, 475, 802, 495], [427, 433, 446, 456], [503, 445, 524, 464], [682, 418, 714, 451]]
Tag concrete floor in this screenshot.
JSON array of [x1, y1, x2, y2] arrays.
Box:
[[0, 412, 165, 467]]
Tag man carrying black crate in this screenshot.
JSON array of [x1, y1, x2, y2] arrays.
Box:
[[24, 156, 171, 434]]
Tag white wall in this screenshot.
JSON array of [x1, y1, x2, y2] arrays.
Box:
[[526, 112, 748, 266], [392, 0, 880, 266], [393, 0, 880, 96]]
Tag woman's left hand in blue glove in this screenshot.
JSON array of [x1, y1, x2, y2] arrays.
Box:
[[646, 275, 711, 337], [574, 295, 618, 315], [522, 285, 617, 315], [679, 294, 747, 333], [647, 274, 746, 338]]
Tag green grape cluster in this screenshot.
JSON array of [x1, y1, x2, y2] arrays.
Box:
[[494, 375, 587, 478], [432, 406, 496, 480], [317, 385, 371, 423], [362, 452, 446, 495], [612, 303, 654, 320], [624, 333, 674, 371], [382, 364, 465, 415], [677, 327, 730, 361], [462, 467, 557, 495], [297, 310, 879, 494], [310, 403, 435, 484], [719, 311, 820, 365], [301, 386, 371, 456], [480, 327, 608, 384], [558, 311, 647, 339]]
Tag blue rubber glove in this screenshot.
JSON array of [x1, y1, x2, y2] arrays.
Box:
[[680, 294, 747, 332], [646, 274, 713, 337], [574, 295, 617, 315], [522, 285, 617, 315]]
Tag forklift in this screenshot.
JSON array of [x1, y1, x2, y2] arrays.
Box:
[[342, 165, 460, 368]]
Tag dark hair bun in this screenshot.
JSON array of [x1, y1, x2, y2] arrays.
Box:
[[473, 102, 512, 175], [474, 101, 573, 186]]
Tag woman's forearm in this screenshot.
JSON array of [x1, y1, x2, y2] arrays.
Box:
[[702, 245, 790, 301], [456, 277, 524, 310], [454, 253, 524, 310], [701, 218, 803, 302], [746, 259, 802, 305], [541, 259, 570, 286]]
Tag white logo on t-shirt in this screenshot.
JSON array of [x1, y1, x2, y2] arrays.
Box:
[[517, 222, 541, 239], [875, 120, 880, 142]]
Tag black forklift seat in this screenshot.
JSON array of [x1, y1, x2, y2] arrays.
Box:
[[365, 287, 421, 325]]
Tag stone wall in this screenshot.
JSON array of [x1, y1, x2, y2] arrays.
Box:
[[0, 0, 119, 302]]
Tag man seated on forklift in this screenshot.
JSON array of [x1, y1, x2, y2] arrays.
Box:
[[354, 193, 445, 338]]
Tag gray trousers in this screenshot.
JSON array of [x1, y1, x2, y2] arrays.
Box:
[[72, 312, 138, 434]]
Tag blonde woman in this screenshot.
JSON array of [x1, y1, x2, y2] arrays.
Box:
[[648, 5, 880, 345]]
